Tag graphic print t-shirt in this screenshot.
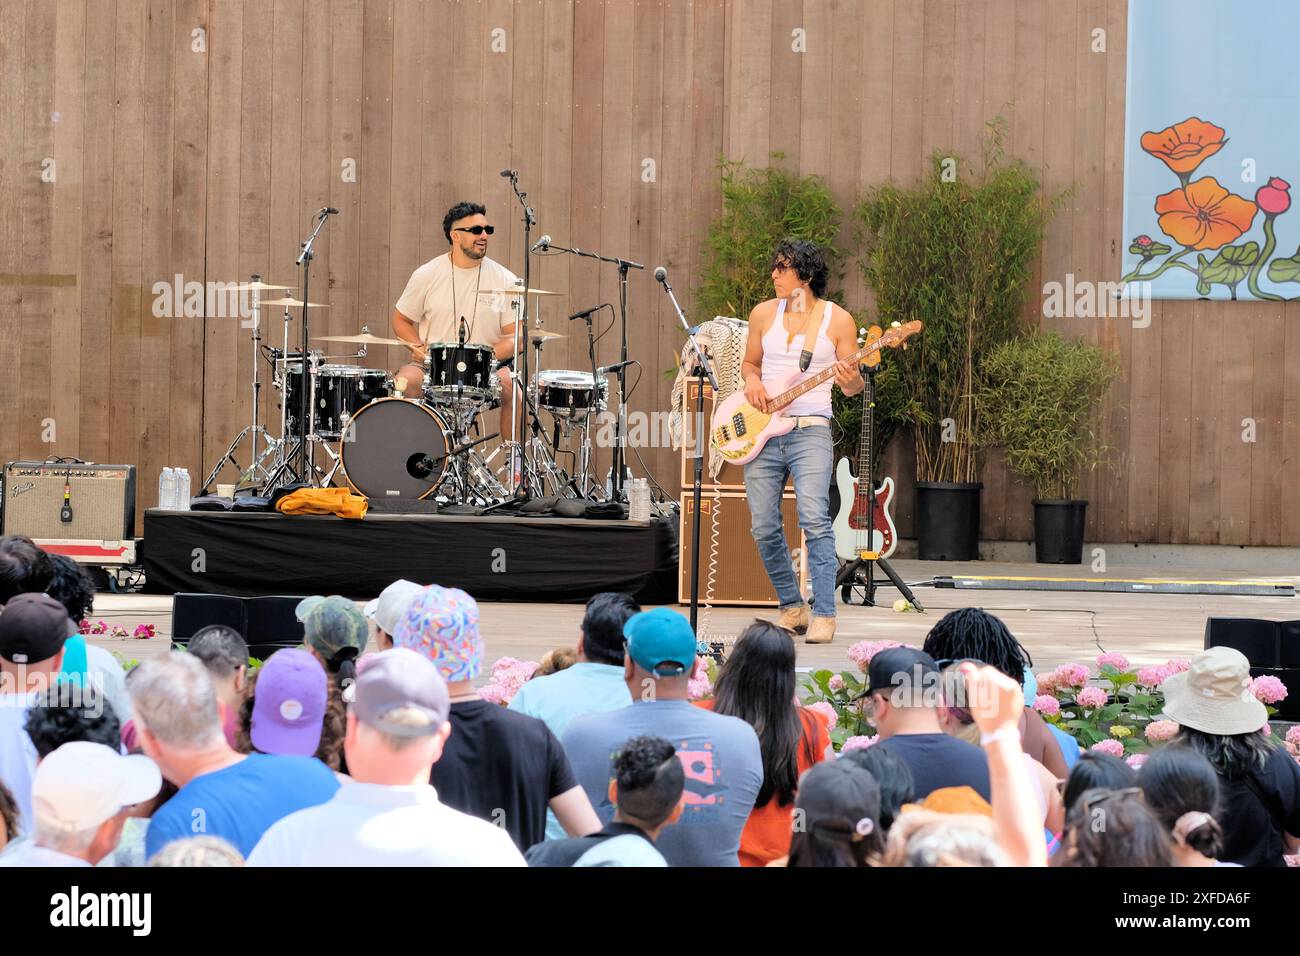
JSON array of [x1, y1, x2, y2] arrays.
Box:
[[561, 700, 763, 867]]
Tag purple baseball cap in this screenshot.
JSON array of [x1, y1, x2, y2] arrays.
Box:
[[250, 648, 327, 756]]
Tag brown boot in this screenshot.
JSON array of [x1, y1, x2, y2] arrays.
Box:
[[805, 616, 836, 644], [776, 604, 811, 634]]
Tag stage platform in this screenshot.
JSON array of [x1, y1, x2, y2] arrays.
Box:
[[142, 509, 679, 605]]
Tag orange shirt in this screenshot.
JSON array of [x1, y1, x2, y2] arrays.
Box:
[[695, 700, 831, 867]]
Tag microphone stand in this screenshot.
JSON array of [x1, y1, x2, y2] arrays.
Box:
[[543, 242, 643, 501], [659, 271, 717, 635], [293, 210, 332, 484], [505, 171, 536, 500]]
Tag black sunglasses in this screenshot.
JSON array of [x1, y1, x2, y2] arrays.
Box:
[[453, 225, 495, 236]]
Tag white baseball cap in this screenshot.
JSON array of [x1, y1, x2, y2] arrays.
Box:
[[364, 580, 426, 636], [32, 741, 162, 833]]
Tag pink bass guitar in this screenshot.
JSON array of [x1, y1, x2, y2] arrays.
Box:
[[709, 320, 922, 465]]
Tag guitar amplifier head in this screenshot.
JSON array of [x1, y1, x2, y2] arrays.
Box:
[[3, 462, 137, 557]]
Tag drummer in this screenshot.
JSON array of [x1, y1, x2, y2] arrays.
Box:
[[392, 200, 522, 436]]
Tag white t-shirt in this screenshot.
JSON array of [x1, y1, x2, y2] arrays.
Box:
[[394, 253, 520, 347], [0, 692, 38, 838], [84, 645, 130, 727], [246, 780, 527, 867], [0, 841, 91, 867]]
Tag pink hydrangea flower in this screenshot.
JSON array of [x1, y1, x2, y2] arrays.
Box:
[[1135, 665, 1170, 687], [841, 735, 878, 752], [483, 656, 540, 705], [1053, 663, 1090, 688], [132, 624, 155, 639], [828, 674, 845, 692], [1033, 695, 1060, 716], [1035, 672, 1059, 696], [806, 701, 838, 729], [1165, 659, 1191, 674], [1096, 652, 1130, 672], [1250, 675, 1289, 705], [687, 658, 714, 700], [479, 683, 508, 706], [846, 640, 906, 673], [1090, 739, 1125, 757], [1126, 753, 1148, 769], [1287, 726, 1300, 749], [1077, 687, 1109, 709], [1144, 719, 1180, 742]]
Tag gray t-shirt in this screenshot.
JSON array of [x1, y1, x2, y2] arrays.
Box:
[[561, 700, 762, 867]]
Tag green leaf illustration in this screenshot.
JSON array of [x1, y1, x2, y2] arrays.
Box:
[[1266, 252, 1300, 284], [1128, 238, 1171, 257], [1200, 241, 1259, 288]]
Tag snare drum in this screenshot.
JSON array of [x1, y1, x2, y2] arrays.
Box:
[[534, 370, 608, 419], [285, 364, 392, 439], [424, 342, 497, 405]]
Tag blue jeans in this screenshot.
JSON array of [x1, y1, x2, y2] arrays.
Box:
[[743, 426, 837, 617]]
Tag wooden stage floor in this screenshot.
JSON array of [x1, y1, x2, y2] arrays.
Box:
[[83, 559, 1299, 681]]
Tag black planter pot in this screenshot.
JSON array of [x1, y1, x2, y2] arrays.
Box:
[[1033, 499, 1088, 564], [915, 481, 982, 561]]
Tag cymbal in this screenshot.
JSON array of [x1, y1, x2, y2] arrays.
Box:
[[313, 332, 406, 346], [261, 296, 330, 308], [231, 280, 295, 292], [478, 287, 563, 297], [528, 330, 565, 343]]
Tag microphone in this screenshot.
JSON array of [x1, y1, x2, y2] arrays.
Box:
[[500, 168, 517, 178], [320, 207, 339, 216], [569, 304, 603, 323], [531, 234, 552, 253], [597, 359, 635, 375], [653, 266, 668, 284]]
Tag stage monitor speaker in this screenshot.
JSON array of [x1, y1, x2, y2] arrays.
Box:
[[172, 593, 309, 661], [679, 491, 806, 606], [1204, 617, 1300, 720], [3, 461, 136, 564]]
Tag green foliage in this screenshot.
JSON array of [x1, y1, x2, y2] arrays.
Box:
[[797, 668, 876, 750], [855, 122, 1059, 482], [693, 154, 846, 322], [976, 330, 1120, 500]]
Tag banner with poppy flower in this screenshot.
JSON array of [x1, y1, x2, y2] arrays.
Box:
[[1122, 0, 1300, 301]]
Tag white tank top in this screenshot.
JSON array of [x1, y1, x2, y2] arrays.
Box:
[[761, 298, 836, 417]]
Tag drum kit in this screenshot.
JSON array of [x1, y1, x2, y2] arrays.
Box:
[[202, 279, 613, 506]]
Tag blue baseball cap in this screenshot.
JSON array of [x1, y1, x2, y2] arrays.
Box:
[[625, 608, 696, 677]]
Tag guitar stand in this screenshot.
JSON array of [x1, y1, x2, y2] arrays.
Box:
[[837, 360, 924, 612]]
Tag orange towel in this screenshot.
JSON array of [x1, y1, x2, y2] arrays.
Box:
[[275, 487, 369, 520]]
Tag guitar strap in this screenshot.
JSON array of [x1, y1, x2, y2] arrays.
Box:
[[798, 301, 834, 373]]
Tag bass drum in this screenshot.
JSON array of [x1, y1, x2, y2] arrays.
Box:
[[339, 398, 452, 500]]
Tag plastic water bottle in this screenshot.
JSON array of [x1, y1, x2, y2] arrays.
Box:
[[177, 468, 192, 510], [629, 479, 651, 522], [159, 467, 177, 510]]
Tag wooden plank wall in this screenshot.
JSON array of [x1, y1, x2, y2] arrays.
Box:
[[2, 0, 1294, 547]]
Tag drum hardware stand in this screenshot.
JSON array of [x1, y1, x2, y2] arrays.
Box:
[[257, 302, 308, 494], [836, 363, 924, 612], [658, 266, 718, 635], [202, 275, 284, 493], [292, 207, 336, 487], [538, 241, 643, 502]]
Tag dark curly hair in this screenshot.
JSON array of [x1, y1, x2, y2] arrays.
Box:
[[0, 535, 53, 606], [235, 667, 347, 771], [443, 201, 487, 243], [25, 690, 122, 759], [0, 779, 21, 845], [45, 553, 96, 624], [770, 238, 829, 298], [922, 607, 1033, 684], [612, 735, 684, 829]]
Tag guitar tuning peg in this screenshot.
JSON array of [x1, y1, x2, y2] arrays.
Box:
[[891, 321, 901, 328]]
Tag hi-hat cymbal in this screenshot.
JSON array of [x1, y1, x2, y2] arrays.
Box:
[[231, 280, 295, 292], [260, 296, 330, 308], [313, 332, 407, 346], [478, 287, 562, 297], [529, 330, 565, 343]]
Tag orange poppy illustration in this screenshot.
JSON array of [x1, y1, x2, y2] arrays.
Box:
[[1140, 117, 1228, 180], [1153, 177, 1257, 250]]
